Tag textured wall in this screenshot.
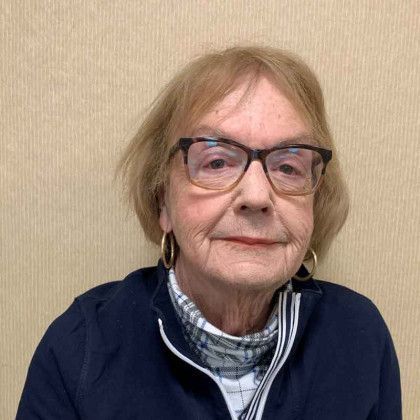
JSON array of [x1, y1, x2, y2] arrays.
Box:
[[1, 1, 419, 418]]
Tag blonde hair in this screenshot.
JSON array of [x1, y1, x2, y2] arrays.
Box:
[[117, 46, 349, 260]]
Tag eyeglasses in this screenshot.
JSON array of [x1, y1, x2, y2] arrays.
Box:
[[169, 137, 332, 196]]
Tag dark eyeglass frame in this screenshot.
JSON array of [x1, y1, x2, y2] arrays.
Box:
[[169, 136, 332, 196]]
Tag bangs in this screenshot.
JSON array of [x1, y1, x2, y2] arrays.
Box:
[[117, 45, 349, 260]]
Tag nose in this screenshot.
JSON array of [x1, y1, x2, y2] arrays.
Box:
[[234, 160, 274, 213]]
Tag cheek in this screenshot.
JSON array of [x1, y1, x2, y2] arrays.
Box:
[[280, 197, 314, 243], [166, 175, 228, 245], [174, 203, 210, 239], [299, 199, 314, 231]]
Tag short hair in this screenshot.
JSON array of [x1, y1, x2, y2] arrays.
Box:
[[117, 46, 349, 261]]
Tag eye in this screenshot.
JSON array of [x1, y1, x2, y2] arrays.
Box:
[[266, 149, 308, 177], [208, 159, 226, 169], [272, 161, 304, 177], [199, 150, 242, 170], [278, 164, 296, 175]]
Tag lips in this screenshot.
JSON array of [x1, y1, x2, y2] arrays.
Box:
[[222, 236, 278, 245]]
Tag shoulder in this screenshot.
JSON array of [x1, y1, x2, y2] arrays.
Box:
[[34, 265, 160, 395], [46, 265, 159, 330], [310, 279, 394, 350], [75, 264, 159, 314], [309, 279, 401, 415], [18, 265, 161, 414], [315, 279, 381, 318]]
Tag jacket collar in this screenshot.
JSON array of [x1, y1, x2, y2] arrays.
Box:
[[150, 259, 323, 362], [150, 260, 205, 365]]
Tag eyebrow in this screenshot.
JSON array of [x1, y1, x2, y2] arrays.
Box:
[[191, 124, 317, 147]]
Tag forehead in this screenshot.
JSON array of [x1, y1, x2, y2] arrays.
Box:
[[190, 75, 311, 148]]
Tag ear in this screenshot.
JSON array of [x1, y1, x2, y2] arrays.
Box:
[[158, 189, 173, 233]]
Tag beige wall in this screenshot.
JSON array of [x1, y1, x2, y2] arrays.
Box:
[[1, 1, 419, 418]]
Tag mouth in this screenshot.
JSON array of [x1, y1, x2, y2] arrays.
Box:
[[221, 236, 279, 246]]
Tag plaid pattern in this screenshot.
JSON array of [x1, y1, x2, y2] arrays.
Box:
[[167, 269, 297, 419]]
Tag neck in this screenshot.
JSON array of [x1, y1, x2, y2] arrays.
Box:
[[174, 260, 278, 336]]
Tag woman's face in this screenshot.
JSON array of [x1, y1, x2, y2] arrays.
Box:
[[160, 75, 314, 292]]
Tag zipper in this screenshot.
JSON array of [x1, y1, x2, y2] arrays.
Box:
[[250, 293, 301, 420], [158, 318, 237, 420], [159, 291, 301, 420]]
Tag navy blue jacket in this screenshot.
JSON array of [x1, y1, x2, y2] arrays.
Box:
[[17, 261, 402, 419]]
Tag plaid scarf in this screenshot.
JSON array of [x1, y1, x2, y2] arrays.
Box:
[[167, 268, 294, 418]]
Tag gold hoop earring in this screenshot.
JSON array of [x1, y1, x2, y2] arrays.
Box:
[[293, 248, 317, 281], [161, 231, 175, 269]]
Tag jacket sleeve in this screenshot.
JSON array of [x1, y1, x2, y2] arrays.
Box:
[[16, 300, 86, 419], [377, 326, 402, 419], [368, 321, 402, 420]]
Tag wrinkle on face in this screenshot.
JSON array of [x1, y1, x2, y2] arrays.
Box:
[[159, 74, 315, 333]]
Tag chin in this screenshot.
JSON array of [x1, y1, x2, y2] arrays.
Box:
[[213, 259, 288, 291]]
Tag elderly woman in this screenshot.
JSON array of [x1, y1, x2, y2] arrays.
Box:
[[17, 46, 401, 419]]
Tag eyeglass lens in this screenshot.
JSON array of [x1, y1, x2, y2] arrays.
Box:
[[187, 140, 323, 194]]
